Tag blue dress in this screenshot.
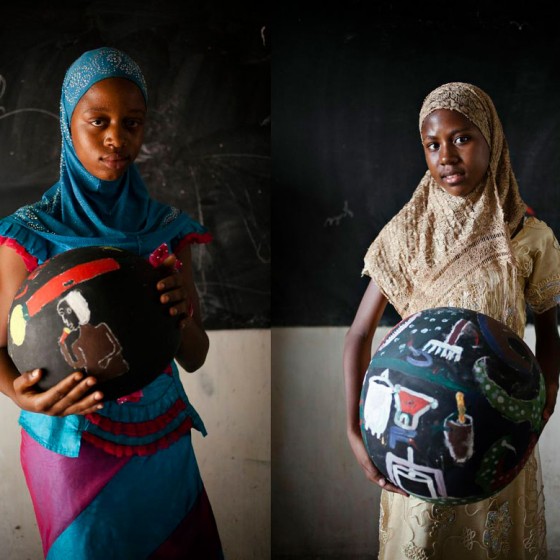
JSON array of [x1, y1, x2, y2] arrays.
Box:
[[0, 47, 223, 559]]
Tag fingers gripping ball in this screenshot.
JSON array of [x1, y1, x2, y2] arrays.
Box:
[[359, 307, 545, 505], [7, 246, 182, 401]]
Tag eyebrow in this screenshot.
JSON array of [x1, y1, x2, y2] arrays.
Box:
[[426, 126, 473, 138], [82, 107, 146, 115], [423, 127, 473, 140]]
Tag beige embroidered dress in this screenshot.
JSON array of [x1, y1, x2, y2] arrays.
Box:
[[361, 83, 560, 559], [365, 217, 560, 559]]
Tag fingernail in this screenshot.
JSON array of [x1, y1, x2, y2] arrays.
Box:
[[30, 369, 39, 378]]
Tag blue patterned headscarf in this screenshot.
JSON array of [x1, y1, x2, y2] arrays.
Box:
[[1, 47, 206, 261]]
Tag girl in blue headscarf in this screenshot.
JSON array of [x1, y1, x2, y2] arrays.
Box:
[[0, 47, 223, 559]]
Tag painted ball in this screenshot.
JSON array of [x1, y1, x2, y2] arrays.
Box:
[[7, 246, 182, 401], [360, 306, 545, 505]]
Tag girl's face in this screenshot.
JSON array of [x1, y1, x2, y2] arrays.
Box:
[[421, 109, 490, 197], [70, 77, 146, 181]]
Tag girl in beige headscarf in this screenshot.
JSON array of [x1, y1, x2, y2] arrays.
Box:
[[344, 82, 560, 559]]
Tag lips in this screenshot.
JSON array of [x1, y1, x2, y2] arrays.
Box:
[[441, 169, 465, 186], [101, 153, 130, 170]]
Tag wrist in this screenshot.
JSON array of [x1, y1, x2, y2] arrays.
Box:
[[347, 423, 363, 439]]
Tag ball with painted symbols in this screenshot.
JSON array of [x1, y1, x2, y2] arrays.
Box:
[[7, 246, 181, 401], [359, 306, 545, 505]]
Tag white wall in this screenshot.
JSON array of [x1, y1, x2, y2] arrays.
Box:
[[272, 325, 560, 559], [192, 329, 271, 560], [0, 329, 270, 560]]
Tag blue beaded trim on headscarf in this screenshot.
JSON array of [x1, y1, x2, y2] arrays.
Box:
[[60, 47, 148, 148], [63, 47, 148, 107]]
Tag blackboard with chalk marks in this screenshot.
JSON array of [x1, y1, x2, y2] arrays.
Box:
[[273, 3, 560, 327], [0, 1, 270, 330]]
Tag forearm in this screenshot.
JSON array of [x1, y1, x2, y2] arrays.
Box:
[[533, 306, 560, 421], [343, 282, 387, 435], [534, 307, 560, 381], [0, 347, 22, 402], [161, 245, 210, 372], [341, 282, 407, 493], [175, 320, 209, 372], [343, 329, 374, 434], [0, 246, 30, 402], [535, 332, 560, 384]]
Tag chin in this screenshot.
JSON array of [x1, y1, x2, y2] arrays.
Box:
[[93, 169, 127, 182], [440, 184, 476, 197]]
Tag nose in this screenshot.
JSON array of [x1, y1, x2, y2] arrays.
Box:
[[439, 143, 458, 166], [104, 123, 126, 149]]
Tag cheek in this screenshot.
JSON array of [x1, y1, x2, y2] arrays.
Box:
[[70, 128, 88, 155], [474, 148, 491, 177], [475, 138, 490, 167], [72, 131, 100, 164], [424, 152, 439, 174]]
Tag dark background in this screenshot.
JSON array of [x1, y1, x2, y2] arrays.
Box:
[[0, 0, 270, 329], [273, 2, 560, 327]]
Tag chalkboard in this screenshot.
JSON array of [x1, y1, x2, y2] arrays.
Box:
[[273, 2, 560, 327], [0, 1, 270, 330]]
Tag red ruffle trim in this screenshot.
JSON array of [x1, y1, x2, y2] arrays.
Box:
[[82, 416, 194, 458], [85, 399, 187, 437], [0, 236, 39, 272], [174, 231, 213, 255]]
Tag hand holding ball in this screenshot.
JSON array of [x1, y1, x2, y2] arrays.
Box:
[[360, 307, 545, 505], [7, 246, 181, 401]]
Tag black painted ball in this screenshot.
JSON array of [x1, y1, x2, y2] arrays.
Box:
[[360, 306, 545, 505], [7, 246, 181, 401]]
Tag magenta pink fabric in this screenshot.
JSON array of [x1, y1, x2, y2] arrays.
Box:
[[20, 430, 131, 556], [148, 487, 223, 559], [0, 236, 38, 271]]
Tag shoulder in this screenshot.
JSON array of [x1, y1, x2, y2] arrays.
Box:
[[523, 216, 556, 231], [0, 244, 29, 284], [517, 217, 560, 313], [511, 216, 560, 283], [0, 216, 49, 270], [513, 216, 559, 251]]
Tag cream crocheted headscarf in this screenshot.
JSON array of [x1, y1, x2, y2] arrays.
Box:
[[363, 82, 527, 328]]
